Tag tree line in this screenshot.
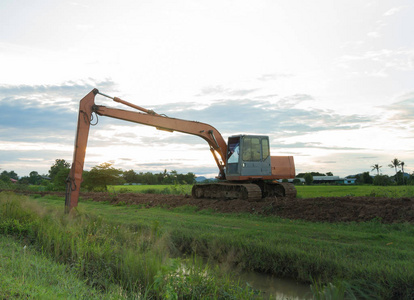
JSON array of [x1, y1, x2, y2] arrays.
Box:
[[1, 157, 412, 190], [370, 157, 410, 186], [294, 158, 412, 186], [0, 159, 196, 192]]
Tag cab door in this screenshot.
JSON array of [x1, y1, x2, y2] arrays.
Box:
[[240, 136, 271, 176], [226, 136, 241, 176]]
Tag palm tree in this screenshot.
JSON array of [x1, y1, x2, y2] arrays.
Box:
[[371, 164, 382, 175], [401, 161, 405, 173], [388, 158, 401, 175]]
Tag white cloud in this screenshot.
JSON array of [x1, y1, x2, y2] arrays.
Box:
[[367, 31, 381, 38], [384, 6, 405, 16], [1, 0, 413, 177]]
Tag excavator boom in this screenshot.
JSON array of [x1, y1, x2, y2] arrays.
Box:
[[65, 89, 227, 212], [65, 89, 296, 213]]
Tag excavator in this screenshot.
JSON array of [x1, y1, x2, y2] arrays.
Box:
[[65, 89, 296, 212]]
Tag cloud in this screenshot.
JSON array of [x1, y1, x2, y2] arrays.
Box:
[[0, 81, 406, 177], [0, 79, 117, 110], [196, 85, 258, 97], [276, 142, 365, 151], [153, 96, 372, 139], [383, 6, 405, 17], [386, 92, 414, 117], [277, 94, 314, 108], [257, 73, 294, 81], [0, 79, 118, 141], [367, 31, 381, 38], [382, 93, 414, 129], [336, 49, 414, 76]]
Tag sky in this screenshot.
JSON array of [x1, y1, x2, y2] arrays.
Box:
[[0, 0, 413, 179]]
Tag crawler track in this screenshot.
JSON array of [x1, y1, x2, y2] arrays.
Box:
[[262, 182, 297, 198], [192, 183, 262, 201]]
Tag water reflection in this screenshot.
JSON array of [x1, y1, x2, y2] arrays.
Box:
[[238, 271, 312, 299]]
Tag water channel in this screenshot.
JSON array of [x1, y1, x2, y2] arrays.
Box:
[[237, 270, 312, 299], [184, 258, 312, 298]]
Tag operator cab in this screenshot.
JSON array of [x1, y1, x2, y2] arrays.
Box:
[[226, 135, 272, 179]]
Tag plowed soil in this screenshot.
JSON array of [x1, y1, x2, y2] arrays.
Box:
[[11, 190, 414, 223], [79, 192, 414, 223]]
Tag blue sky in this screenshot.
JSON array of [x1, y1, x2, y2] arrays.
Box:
[[0, 0, 413, 178]]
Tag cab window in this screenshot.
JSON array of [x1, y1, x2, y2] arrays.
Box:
[[262, 138, 269, 160], [242, 137, 261, 161], [227, 137, 240, 164]]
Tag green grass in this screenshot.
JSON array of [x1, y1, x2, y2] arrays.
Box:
[[0, 192, 260, 299], [294, 185, 414, 198], [107, 183, 414, 198], [3, 188, 414, 299], [108, 184, 193, 195], [28, 193, 414, 299], [0, 234, 124, 299]]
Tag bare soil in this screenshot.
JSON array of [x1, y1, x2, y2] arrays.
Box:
[[11, 190, 414, 223], [82, 192, 414, 223]]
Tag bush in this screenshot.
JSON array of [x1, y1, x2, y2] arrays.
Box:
[[304, 173, 314, 185], [373, 175, 392, 186]]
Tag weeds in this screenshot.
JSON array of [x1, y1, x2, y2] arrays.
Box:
[[0, 192, 262, 299], [0, 235, 124, 299]]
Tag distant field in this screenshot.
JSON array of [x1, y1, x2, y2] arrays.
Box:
[[109, 184, 414, 198], [108, 184, 193, 195], [296, 185, 414, 198]]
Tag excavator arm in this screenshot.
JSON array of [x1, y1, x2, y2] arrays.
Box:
[[65, 89, 227, 213]]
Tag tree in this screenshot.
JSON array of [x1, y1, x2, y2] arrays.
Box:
[[0, 171, 10, 183], [29, 171, 42, 185], [326, 172, 333, 176], [394, 171, 405, 185], [361, 172, 373, 184], [83, 162, 123, 191], [53, 168, 70, 190], [123, 169, 138, 183], [18, 176, 30, 185], [371, 164, 382, 175], [49, 159, 70, 180], [401, 161, 406, 184], [304, 173, 313, 185], [296, 172, 325, 178], [388, 158, 401, 175], [8, 170, 18, 180], [408, 172, 414, 185], [373, 175, 392, 186], [0, 170, 18, 182]]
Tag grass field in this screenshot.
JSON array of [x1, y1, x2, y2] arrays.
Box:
[[0, 234, 125, 299], [108, 184, 414, 198], [0, 192, 259, 299], [2, 189, 414, 299], [108, 184, 193, 195], [2, 186, 414, 299], [295, 185, 414, 198]]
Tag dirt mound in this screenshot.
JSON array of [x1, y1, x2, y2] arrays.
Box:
[[79, 192, 414, 224]]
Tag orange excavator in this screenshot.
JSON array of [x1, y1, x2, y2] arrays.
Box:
[[65, 89, 296, 212]]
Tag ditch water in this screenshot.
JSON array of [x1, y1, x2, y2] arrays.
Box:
[[185, 259, 312, 299], [237, 270, 312, 299]]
